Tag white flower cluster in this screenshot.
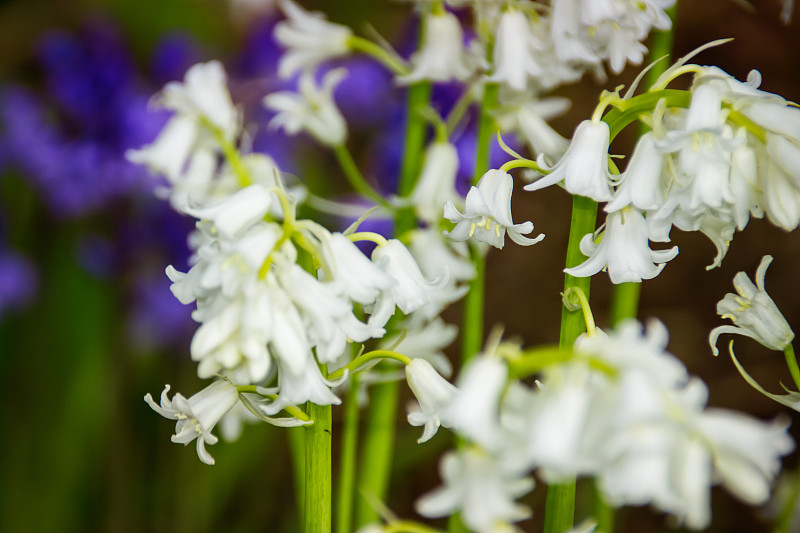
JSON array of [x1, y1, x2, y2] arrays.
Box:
[[135, 60, 446, 463], [528, 64, 800, 282], [410, 321, 793, 531]]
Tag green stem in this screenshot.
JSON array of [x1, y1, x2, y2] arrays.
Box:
[[327, 350, 412, 381], [774, 464, 800, 533], [336, 375, 360, 533], [396, 82, 433, 239], [609, 282, 642, 326], [784, 344, 800, 392], [200, 116, 252, 187], [305, 402, 333, 533], [355, 379, 400, 527], [544, 195, 598, 533], [348, 36, 409, 76], [333, 144, 394, 210]]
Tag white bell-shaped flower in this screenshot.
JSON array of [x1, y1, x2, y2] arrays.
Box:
[[145, 380, 240, 465], [184, 184, 273, 238], [709, 255, 795, 355], [490, 9, 543, 91], [605, 132, 665, 213], [525, 120, 614, 202], [264, 68, 348, 146], [444, 169, 544, 249], [321, 233, 395, 305], [399, 10, 473, 84], [405, 358, 458, 443], [410, 141, 462, 224], [369, 239, 446, 328], [416, 448, 534, 532], [565, 207, 679, 284], [274, 0, 353, 78], [160, 60, 238, 139]]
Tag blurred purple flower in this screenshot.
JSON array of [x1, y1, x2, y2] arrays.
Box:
[[0, 250, 37, 317]]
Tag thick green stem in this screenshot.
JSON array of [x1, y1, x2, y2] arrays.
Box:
[[305, 402, 333, 533], [544, 195, 598, 533], [609, 282, 642, 326], [333, 144, 394, 210], [355, 380, 400, 527], [336, 375, 360, 533]]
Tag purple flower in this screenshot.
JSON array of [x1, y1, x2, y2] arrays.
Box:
[[0, 250, 37, 317]]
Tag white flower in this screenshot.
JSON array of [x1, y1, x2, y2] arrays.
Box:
[[279, 263, 382, 363], [500, 98, 571, 161], [605, 132, 665, 213], [405, 358, 458, 443], [370, 239, 446, 328], [380, 315, 457, 377], [184, 184, 274, 238], [565, 207, 679, 284], [264, 69, 348, 146], [321, 233, 395, 305], [416, 448, 534, 533], [444, 169, 543, 249], [160, 61, 238, 138], [145, 380, 240, 465], [410, 141, 462, 224], [525, 120, 613, 202], [709, 255, 795, 355], [274, 0, 352, 78], [399, 10, 473, 84], [440, 355, 508, 452], [490, 9, 543, 91]]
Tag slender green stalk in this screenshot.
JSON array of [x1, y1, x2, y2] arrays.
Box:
[[396, 82, 433, 238], [784, 344, 800, 392], [333, 144, 394, 210], [544, 195, 598, 533], [774, 464, 800, 533], [348, 36, 409, 77], [305, 402, 333, 533], [336, 375, 360, 533]]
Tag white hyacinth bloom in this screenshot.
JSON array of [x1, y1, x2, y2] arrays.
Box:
[[370, 239, 446, 328], [279, 263, 381, 363], [274, 0, 352, 78], [490, 9, 543, 91], [160, 61, 238, 138], [145, 380, 240, 465], [444, 169, 544, 249], [709, 255, 794, 355], [525, 120, 613, 202], [605, 132, 665, 213], [565, 207, 679, 284], [417, 448, 534, 533], [441, 355, 508, 452], [405, 358, 458, 443], [410, 141, 462, 224], [264, 69, 348, 146], [184, 184, 273, 238], [400, 10, 472, 84], [321, 233, 394, 305]]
